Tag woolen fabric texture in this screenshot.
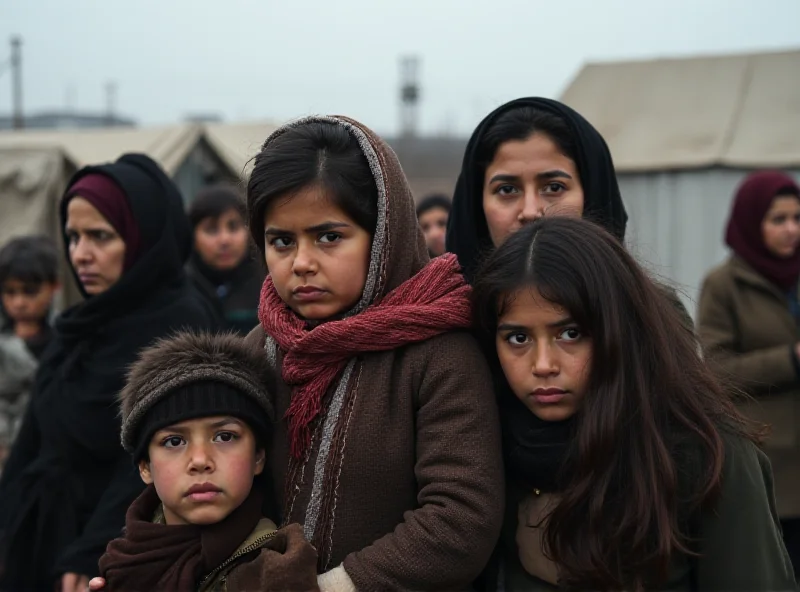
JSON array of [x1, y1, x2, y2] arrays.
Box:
[[119, 331, 275, 459], [98, 484, 263, 591], [725, 170, 800, 291], [446, 96, 628, 284], [131, 383, 271, 463], [247, 115, 504, 591], [64, 173, 142, 271], [0, 154, 216, 591], [258, 251, 471, 459]]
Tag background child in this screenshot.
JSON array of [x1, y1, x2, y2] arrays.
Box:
[[472, 216, 795, 591], [415, 193, 451, 258], [97, 331, 318, 592], [186, 185, 265, 335], [0, 235, 59, 469]]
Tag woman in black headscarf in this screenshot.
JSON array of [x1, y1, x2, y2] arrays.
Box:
[[0, 154, 217, 592], [447, 97, 628, 282]]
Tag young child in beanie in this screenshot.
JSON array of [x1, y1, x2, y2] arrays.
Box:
[[96, 331, 319, 592]]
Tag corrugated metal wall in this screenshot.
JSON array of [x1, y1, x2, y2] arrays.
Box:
[[620, 167, 800, 318]]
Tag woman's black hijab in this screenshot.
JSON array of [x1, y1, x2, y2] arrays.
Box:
[[447, 98, 628, 493], [446, 97, 628, 283], [57, 153, 193, 338]]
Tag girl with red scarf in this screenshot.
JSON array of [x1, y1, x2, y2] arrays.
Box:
[[242, 116, 504, 591], [698, 170, 800, 576]]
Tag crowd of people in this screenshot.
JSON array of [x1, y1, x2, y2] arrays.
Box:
[[0, 97, 797, 591]]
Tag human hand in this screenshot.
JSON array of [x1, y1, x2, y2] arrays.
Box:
[[61, 572, 90, 592], [88, 577, 106, 591]]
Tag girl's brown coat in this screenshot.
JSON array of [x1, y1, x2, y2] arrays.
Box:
[[246, 115, 504, 591]]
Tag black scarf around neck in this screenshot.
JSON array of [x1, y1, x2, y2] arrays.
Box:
[[501, 384, 575, 493]]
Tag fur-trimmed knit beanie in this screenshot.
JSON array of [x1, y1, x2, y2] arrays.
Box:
[[119, 331, 275, 462]]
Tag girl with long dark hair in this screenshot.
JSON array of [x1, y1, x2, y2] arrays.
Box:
[[472, 215, 794, 591]]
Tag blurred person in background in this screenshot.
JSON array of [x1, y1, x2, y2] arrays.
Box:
[[186, 184, 265, 335], [415, 193, 451, 257], [0, 236, 59, 470], [698, 170, 800, 577], [0, 154, 216, 592]]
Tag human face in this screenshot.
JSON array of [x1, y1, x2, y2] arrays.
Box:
[[762, 195, 800, 258], [139, 416, 265, 526], [263, 186, 372, 321], [1, 279, 57, 325], [496, 288, 591, 422], [65, 197, 126, 295], [418, 207, 449, 257], [194, 209, 250, 271], [482, 133, 584, 248]]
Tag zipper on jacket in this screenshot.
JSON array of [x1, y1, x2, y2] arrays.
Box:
[[199, 530, 278, 588]]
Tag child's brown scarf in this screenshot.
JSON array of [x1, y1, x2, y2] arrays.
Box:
[[258, 253, 472, 458], [98, 484, 263, 591]]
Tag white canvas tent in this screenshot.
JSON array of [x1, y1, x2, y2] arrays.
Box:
[[560, 49, 800, 316]]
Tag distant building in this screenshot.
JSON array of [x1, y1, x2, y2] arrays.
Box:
[[184, 113, 224, 124], [384, 135, 467, 201], [0, 110, 136, 131]]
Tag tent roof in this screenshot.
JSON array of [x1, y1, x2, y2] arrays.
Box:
[[204, 121, 279, 177], [559, 49, 800, 172], [0, 123, 204, 175]]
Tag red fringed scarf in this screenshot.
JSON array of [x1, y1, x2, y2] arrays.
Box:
[[259, 253, 472, 458]]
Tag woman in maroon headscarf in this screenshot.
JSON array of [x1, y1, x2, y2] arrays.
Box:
[[0, 154, 216, 592], [698, 170, 800, 575]]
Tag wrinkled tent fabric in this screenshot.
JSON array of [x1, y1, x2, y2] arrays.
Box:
[[560, 49, 800, 172]]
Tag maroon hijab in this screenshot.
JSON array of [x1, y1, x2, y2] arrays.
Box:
[[65, 173, 142, 270], [725, 171, 800, 291]]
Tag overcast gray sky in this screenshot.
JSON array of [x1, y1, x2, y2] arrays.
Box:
[[2, 0, 799, 136]]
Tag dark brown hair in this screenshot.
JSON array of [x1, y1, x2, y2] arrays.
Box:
[[247, 122, 378, 252], [472, 216, 758, 591], [188, 183, 246, 230]]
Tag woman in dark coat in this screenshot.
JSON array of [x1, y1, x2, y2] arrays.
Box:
[[0, 154, 217, 592]]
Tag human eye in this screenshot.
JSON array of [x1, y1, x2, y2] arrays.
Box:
[[542, 182, 567, 195], [213, 431, 239, 443], [318, 232, 342, 244], [495, 184, 519, 197], [90, 229, 115, 242], [269, 236, 293, 249], [557, 327, 583, 342], [161, 435, 186, 448], [504, 332, 530, 346], [65, 231, 79, 245]]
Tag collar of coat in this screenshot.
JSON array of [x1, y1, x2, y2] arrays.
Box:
[[730, 255, 794, 300]]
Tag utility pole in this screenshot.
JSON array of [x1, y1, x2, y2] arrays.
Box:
[[10, 36, 23, 130], [399, 56, 420, 138]]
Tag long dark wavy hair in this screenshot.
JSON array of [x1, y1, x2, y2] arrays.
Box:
[[472, 216, 759, 591]]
